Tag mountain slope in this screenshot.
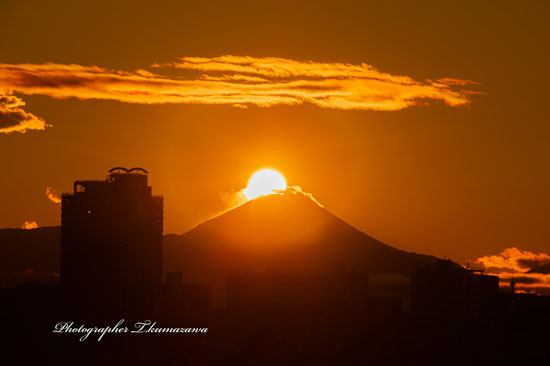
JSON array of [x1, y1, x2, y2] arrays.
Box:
[[1, 193, 455, 304], [163, 193, 450, 303]]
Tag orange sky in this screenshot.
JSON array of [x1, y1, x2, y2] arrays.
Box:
[[1, 0, 549, 266]]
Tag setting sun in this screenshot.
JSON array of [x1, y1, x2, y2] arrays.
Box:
[[243, 169, 287, 200]]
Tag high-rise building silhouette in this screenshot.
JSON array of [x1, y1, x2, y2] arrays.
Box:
[[61, 167, 163, 289]]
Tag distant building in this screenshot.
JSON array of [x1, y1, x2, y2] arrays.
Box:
[[411, 259, 499, 328], [227, 270, 374, 321], [61, 167, 163, 289]]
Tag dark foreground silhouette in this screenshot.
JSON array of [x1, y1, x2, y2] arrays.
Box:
[[2, 169, 550, 365], [4, 263, 550, 365]]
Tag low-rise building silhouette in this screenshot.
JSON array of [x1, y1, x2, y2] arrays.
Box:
[[227, 270, 371, 320], [411, 259, 499, 328]]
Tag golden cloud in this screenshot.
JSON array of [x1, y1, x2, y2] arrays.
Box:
[[286, 185, 324, 208], [21, 220, 38, 229], [473, 247, 550, 273], [471, 247, 550, 293], [0, 91, 49, 134], [45, 187, 61, 204], [0, 56, 482, 134]]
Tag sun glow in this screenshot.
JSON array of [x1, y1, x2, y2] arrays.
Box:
[[243, 169, 287, 200]]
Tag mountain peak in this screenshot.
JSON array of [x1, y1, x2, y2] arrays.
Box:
[[198, 192, 340, 247], [162, 191, 451, 304]]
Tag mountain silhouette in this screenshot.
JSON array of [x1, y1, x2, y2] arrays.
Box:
[[0, 193, 457, 303], [0, 226, 59, 278], [163, 192, 454, 304]]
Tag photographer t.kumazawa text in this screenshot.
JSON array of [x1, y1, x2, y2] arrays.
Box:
[[53, 319, 208, 341]]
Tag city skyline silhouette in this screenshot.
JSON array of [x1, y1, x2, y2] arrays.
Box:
[[2, 167, 550, 365], [2, 1, 550, 364]]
